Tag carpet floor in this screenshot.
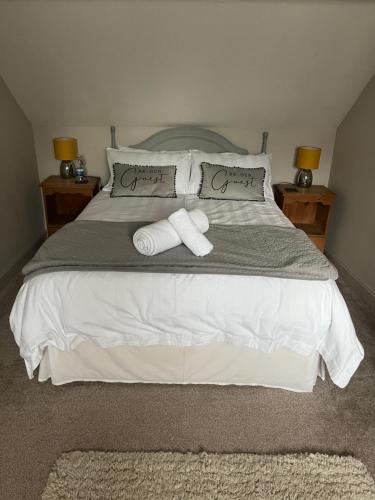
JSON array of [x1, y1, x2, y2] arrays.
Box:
[[1, 271, 375, 500], [42, 451, 375, 499]]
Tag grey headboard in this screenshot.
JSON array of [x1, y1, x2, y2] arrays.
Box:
[[110, 126, 268, 155]]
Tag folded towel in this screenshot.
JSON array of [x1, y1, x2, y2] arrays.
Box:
[[133, 209, 209, 256], [168, 208, 214, 257], [189, 208, 209, 233]]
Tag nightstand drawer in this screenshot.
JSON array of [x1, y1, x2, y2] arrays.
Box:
[[47, 226, 60, 237], [40, 176, 100, 236], [274, 183, 335, 252], [309, 235, 325, 252], [45, 192, 93, 225]]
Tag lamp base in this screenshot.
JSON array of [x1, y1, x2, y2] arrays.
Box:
[[60, 160, 76, 179], [296, 169, 313, 188]]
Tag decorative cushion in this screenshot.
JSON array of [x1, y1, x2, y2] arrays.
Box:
[[104, 148, 191, 196], [190, 150, 274, 200], [110, 163, 177, 198], [199, 162, 265, 201]]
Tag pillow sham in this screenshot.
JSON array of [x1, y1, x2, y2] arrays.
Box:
[[111, 163, 177, 198], [104, 148, 191, 196], [199, 162, 265, 201], [190, 150, 274, 200]]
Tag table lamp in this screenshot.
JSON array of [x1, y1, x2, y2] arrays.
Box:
[[53, 137, 78, 178], [295, 146, 321, 188]]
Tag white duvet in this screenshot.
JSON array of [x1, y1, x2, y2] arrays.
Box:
[[10, 192, 364, 387]]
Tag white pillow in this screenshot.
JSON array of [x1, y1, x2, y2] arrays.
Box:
[[118, 145, 189, 153], [104, 148, 192, 196], [189, 151, 274, 200]]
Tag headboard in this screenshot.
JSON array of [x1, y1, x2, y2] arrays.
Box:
[[110, 126, 268, 155]]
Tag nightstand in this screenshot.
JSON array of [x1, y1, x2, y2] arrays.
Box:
[[274, 184, 336, 251], [40, 176, 100, 236]]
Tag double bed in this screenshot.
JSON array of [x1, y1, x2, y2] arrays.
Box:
[[10, 127, 363, 392]]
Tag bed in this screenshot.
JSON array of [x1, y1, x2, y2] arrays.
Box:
[[10, 127, 364, 392]]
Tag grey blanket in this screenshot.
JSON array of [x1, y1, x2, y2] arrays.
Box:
[[23, 221, 338, 281]]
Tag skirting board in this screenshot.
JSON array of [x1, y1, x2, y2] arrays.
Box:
[[326, 251, 375, 312]]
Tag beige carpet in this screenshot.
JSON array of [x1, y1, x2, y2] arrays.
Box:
[[42, 451, 375, 499], [2, 271, 375, 499]]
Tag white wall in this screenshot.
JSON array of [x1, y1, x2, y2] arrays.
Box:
[[1, 1, 375, 131], [0, 76, 44, 280], [34, 126, 336, 187], [2, 1, 374, 190], [327, 74, 375, 297]]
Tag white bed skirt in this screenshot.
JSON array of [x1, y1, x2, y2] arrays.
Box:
[[38, 342, 324, 392]]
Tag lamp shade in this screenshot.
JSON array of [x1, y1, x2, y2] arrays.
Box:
[[296, 147, 321, 170], [53, 137, 78, 161]]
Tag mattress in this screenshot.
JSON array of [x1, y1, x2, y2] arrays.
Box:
[[10, 192, 363, 388], [77, 191, 293, 227]]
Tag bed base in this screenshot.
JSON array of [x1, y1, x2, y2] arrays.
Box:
[[38, 342, 323, 392]]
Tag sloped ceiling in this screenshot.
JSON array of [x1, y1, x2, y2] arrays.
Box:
[[0, 0, 375, 129]]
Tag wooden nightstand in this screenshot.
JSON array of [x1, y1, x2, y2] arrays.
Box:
[[40, 176, 100, 236], [274, 184, 336, 251]]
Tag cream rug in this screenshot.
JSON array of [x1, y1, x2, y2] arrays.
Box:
[[42, 451, 375, 499]]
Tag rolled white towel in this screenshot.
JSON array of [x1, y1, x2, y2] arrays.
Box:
[[189, 208, 209, 233], [168, 208, 214, 257], [133, 209, 209, 256]]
